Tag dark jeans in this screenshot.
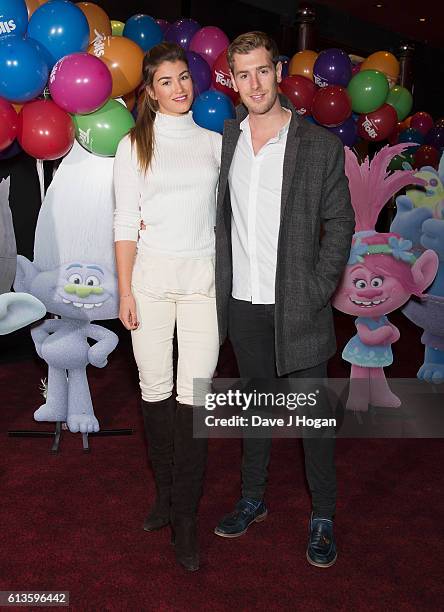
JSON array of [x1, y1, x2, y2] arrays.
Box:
[[228, 297, 336, 518]]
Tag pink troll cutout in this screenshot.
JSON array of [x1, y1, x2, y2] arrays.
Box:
[[333, 144, 438, 411]]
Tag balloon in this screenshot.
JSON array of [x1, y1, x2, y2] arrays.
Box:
[[328, 116, 358, 147], [288, 49, 317, 81], [414, 145, 439, 170], [386, 85, 413, 121], [311, 85, 352, 127], [77, 2, 111, 44], [0, 96, 17, 150], [165, 17, 200, 50], [88, 35, 144, 98], [387, 122, 402, 146], [357, 103, 397, 142], [410, 111, 434, 136], [186, 50, 211, 97], [0, 137, 21, 159], [27, 0, 90, 68], [192, 89, 235, 134], [24, 0, 48, 19], [399, 116, 412, 131], [277, 55, 289, 78], [189, 26, 229, 69], [0, 0, 28, 40], [313, 48, 352, 87], [122, 89, 136, 111], [351, 62, 361, 76], [110, 19, 124, 36], [72, 97, 135, 156], [0, 36, 48, 102], [361, 51, 399, 87], [123, 14, 162, 52], [155, 18, 170, 35], [49, 52, 112, 114], [347, 70, 389, 114], [424, 127, 444, 150], [211, 48, 239, 104], [388, 151, 414, 171], [279, 75, 317, 116], [17, 99, 75, 159], [398, 127, 424, 152]]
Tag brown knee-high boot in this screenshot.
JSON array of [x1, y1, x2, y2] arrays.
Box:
[[171, 403, 208, 571], [141, 397, 176, 531]]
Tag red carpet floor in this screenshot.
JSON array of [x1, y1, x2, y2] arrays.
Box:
[[1, 311, 443, 611]]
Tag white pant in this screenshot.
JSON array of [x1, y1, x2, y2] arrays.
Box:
[[131, 286, 219, 405]]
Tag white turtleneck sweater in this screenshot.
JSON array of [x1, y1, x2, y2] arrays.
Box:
[[113, 111, 222, 259]]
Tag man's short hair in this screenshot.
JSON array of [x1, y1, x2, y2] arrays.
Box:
[[227, 31, 279, 72]]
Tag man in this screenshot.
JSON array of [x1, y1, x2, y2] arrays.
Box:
[[214, 32, 354, 567]]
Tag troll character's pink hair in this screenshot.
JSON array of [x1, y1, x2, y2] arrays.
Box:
[[344, 144, 425, 232]]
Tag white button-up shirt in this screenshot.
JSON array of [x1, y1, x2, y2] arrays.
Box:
[[229, 110, 291, 304]]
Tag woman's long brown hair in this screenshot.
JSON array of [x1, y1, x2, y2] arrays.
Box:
[[130, 42, 189, 175]]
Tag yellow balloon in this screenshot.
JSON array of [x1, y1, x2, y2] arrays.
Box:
[[111, 20, 125, 37], [361, 51, 399, 87], [289, 50, 318, 81]]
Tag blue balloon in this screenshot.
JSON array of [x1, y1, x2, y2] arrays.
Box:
[[398, 127, 424, 152], [123, 14, 163, 52], [277, 55, 289, 79], [0, 0, 28, 41], [328, 116, 358, 147], [192, 90, 235, 134], [0, 37, 48, 102], [27, 0, 89, 69]]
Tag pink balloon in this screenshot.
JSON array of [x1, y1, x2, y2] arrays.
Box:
[[189, 26, 229, 69], [49, 53, 113, 115]]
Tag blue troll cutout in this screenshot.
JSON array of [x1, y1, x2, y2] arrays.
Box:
[[14, 142, 119, 432], [391, 153, 444, 383], [0, 176, 46, 335]]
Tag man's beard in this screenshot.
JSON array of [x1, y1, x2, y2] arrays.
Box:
[[244, 88, 278, 115]]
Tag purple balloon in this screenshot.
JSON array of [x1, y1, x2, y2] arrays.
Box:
[[277, 55, 289, 79], [189, 26, 229, 69], [165, 18, 200, 50], [313, 48, 352, 88], [328, 116, 358, 147], [155, 19, 170, 35], [49, 53, 112, 114], [186, 51, 211, 96], [424, 126, 444, 150], [0, 139, 22, 160]]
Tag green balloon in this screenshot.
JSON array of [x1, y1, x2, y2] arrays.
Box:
[[73, 99, 135, 157], [386, 85, 413, 121], [111, 20, 125, 36], [347, 69, 389, 114], [387, 151, 414, 171]]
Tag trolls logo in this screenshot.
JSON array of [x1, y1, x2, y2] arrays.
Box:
[[215, 70, 233, 90], [296, 108, 307, 116], [313, 74, 328, 88], [361, 116, 378, 139], [92, 30, 105, 57], [0, 19, 16, 34]]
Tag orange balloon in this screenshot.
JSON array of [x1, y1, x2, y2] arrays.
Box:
[[77, 2, 112, 43], [399, 116, 412, 131], [25, 0, 48, 18], [88, 36, 144, 98], [289, 50, 318, 81], [122, 90, 136, 112], [12, 104, 23, 113], [361, 51, 399, 87]]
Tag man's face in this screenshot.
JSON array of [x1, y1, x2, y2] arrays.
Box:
[[230, 47, 282, 116]]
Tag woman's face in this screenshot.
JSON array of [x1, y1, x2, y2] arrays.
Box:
[[148, 60, 193, 116]]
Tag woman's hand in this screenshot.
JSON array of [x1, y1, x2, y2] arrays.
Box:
[[119, 293, 139, 330]]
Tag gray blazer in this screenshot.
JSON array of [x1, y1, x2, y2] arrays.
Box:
[[215, 95, 355, 375]]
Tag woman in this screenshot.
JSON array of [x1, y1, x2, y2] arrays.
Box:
[[113, 42, 221, 572]]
